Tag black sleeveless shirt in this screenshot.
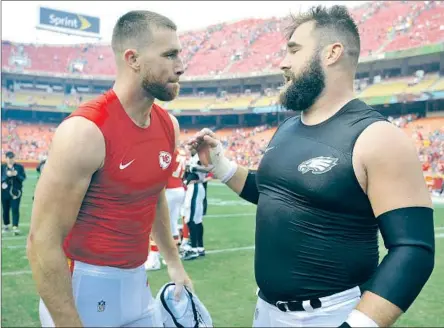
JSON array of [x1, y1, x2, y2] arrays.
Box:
[[255, 99, 387, 302]]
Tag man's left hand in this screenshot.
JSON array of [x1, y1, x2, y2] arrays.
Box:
[[167, 262, 194, 301]]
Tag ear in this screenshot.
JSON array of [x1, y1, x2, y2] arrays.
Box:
[[324, 42, 344, 67], [123, 49, 140, 71]]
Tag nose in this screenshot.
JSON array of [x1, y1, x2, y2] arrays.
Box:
[[175, 57, 185, 76], [279, 54, 291, 71]]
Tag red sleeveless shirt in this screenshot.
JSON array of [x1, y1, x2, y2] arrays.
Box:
[[63, 89, 175, 268]]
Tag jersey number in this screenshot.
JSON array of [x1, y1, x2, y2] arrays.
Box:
[[172, 155, 186, 179]]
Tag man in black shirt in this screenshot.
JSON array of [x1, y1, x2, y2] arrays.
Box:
[[189, 5, 434, 328], [2, 151, 26, 235]]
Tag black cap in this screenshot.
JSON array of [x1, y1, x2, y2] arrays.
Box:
[[5, 151, 15, 159]]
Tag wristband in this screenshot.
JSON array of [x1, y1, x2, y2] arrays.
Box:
[[345, 310, 379, 327], [208, 143, 238, 183], [211, 156, 237, 183]]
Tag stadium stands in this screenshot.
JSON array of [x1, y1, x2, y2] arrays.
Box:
[[1, 2, 443, 187], [401, 117, 444, 181], [2, 2, 442, 118], [1, 120, 54, 161], [404, 74, 441, 94], [2, 117, 443, 180], [2, 1, 443, 78], [3, 71, 442, 111], [430, 77, 444, 91], [357, 1, 426, 56], [357, 74, 441, 98], [384, 1, 444, 52], [158, 97, 216, 111], [209, 94, 259, 110]]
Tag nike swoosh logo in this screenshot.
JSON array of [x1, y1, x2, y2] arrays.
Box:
[[264, 147, 274, 153], [119, 159, 135, 170]]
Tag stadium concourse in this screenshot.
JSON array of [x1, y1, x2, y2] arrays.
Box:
[[1, 1, 444, 327]]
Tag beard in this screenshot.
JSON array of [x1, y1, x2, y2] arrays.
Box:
[[142, 75, 180, 102], [279, 52, 326, 112]]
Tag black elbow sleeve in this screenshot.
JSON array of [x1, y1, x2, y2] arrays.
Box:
[[239, 171, 259, 205], [366, 207, 435, 312]]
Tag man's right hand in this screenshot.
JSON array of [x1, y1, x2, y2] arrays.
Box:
[[187, 128, 220, 166], [188, 128, 251, 195], [187, 128, 237, 183]]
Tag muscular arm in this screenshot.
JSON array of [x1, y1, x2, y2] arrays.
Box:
[[151, 189, 181, 266], [169, 113, 181, 149], [27, 117, 105, 327], [225, 166, 250, 195], [349, 121, 434, 327], [151, 114, 183, 266]]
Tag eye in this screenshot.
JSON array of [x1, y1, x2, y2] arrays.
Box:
[[166, 53, 178, 59]]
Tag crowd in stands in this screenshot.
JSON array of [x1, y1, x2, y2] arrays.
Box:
[[2, 116, 443, 178], [220, 125, 271, 168], [387, 114, 418, 128], [2, 1, 443, 78], [1, 120, 53, 161], [1, 1, 443, 116], [1, 1, 443, 193], [409, 119, 444, 175]]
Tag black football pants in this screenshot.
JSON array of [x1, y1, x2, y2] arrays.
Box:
[[2, 191, 21, 227]]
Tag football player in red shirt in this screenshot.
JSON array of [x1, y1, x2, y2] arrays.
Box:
[[28, 10, 192, 327]]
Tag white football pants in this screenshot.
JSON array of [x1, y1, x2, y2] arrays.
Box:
[[253, 286, 361, 327], [183, 183, 206, 225], [39, 260, 162, 327], [165, 187, 185, 237]]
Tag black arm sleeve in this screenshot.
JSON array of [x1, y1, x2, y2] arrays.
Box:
[[239, 170, 259, 205], [366, 207, 435, 312]]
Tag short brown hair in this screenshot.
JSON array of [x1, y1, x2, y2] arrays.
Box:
[[111, 10, 177, 53], [286, 5, 361, 67]]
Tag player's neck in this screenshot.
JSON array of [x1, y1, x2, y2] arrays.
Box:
[[112, 82, 154, 128], [302, 84, 355, 126]]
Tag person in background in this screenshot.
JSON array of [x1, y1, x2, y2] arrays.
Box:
[[2, 151, 26, 235], [181, 151, 208, 260], [36, 157, 47, 177]]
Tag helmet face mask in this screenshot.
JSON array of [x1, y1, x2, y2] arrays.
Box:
[[155, 282, 213, 327]]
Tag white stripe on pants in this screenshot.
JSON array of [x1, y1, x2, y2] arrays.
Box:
[[165, 187, 185, 237], [39, 260, 162, 327], [253, 286, 361, 327]]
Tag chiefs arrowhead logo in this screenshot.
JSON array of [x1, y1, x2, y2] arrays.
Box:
[[159, 151, 172, 170], [298, 156, 338, 175]]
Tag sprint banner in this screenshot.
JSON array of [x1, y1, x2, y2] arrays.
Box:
[[37, 7, 100, 38]]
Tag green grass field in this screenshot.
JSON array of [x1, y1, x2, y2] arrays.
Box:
[[2, 171, 444, 327]]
